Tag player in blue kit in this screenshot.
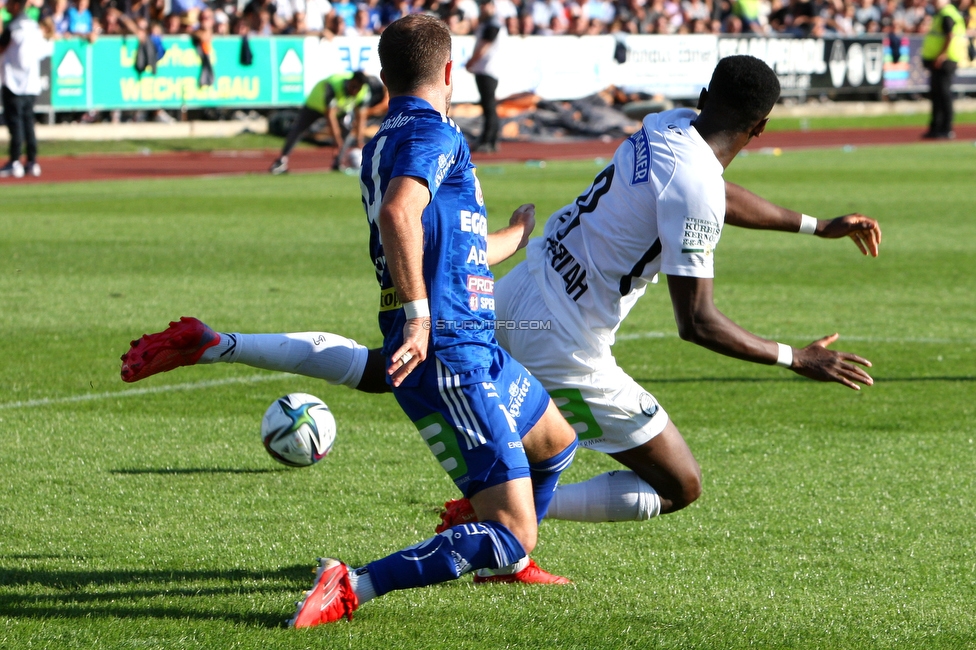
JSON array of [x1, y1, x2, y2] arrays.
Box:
[[300, 14, 580, 627]]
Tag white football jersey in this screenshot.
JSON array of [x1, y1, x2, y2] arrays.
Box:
[[525, 108, 726, 352]]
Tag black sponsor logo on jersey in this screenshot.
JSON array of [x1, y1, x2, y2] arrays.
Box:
[[544, 165, 616, 302], [545, 237, 589, 301]]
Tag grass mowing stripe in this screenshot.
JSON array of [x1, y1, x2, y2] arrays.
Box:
[[0, 374, 284, 410]]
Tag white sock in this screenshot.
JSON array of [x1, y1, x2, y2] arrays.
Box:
[[546, 470, 661, 522], [475, 555, 529, 578], [348, 566, 377, 604], [199, 331, 369, 388]]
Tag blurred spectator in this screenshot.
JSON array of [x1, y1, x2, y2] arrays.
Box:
[[768, 0, 815, 33], [439, 0, 476, 32], [163, 11, 182, 32], [213, 9, 230, 32], [381, 0, 416, 24], [275, 0, 305, 30], [324, 6, 345, 32], [614, 0, 644, 33], [331, 0, 356, 26], [467, 0, 504, 152], [525, 0, 554, 32], [302, 0, 333, 32], [722, 10, 743, 28], [67, 0, 94, 35], [682, 0, 712, 23], [853, 0, 882, 29], [171, 0, 206, 23], [250, 5, 275, 32], [643, 0, 667, 30], [361, 0, 386, 31], [663, 0, 684, 29], [494, 0, 519, 31], [732, 0, 764, 30], [583, 0, 615, 32], [44, 0, 71, 35], [830, 0, 859, 32], [347, 3, 374, 32], [565, 0, 588, 32], [899, 0, 927, 29], [922, 0, 965, 138], [0, 0, 53, 178]]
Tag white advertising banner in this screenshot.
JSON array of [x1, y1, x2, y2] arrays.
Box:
[[613, 34, 718, 99], [302, 34, 623, 104]]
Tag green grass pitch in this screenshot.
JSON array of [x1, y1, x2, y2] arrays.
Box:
[[1, 142, 974, 649]]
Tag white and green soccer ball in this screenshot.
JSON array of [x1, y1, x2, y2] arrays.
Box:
[[260, 393, 336, 467]]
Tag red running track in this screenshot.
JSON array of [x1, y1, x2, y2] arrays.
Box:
[[2, 124, 973, 185]]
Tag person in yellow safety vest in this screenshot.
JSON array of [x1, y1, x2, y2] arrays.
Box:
[[921, 0, 967, 139], [270, 70, 389, 174], [732, 0, 764, 33]]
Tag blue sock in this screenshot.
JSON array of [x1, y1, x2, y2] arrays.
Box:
[[363, 520, 526, 597], [529, 437, 578, 522]]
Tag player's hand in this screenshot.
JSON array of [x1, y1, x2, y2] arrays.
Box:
[[790, 333, 873, 390], [389, 317, 431, 387], [816, 213, 882, 257], [509, 203, 536, 251]]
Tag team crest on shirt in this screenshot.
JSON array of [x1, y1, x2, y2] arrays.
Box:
[[473, 172, 485, 207], [638, 392, 659, 417]]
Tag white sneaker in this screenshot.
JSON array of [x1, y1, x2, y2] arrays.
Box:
[[0, 160, 24, 178], [28, 162, 41, 177]]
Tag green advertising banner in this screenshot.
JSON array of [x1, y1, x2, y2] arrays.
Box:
[[50, 35, 305, 110]]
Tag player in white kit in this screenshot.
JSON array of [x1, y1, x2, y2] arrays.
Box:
[[121, 55, 880, 545]]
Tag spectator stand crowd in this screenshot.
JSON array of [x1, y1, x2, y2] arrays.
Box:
[[1, 0, 974, 126], [1, 0, 973, 46]]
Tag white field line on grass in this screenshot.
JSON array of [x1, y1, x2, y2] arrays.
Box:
[[0, 332, 969, 411], [615, 331, 976, 345], [0, 374, 284, 411]]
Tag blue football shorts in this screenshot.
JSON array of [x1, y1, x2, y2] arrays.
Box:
[[392, 346, 550, 499]]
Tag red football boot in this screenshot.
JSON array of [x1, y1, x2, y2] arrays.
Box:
[[290, 558, 359, 628], [473, 559, 572, 585], [120, 316, 219, 382]]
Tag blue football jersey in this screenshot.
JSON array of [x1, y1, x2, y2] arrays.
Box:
[[360, 96, 496, 379]]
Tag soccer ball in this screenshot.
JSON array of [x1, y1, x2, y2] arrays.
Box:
[[260, 393, 336, 467]]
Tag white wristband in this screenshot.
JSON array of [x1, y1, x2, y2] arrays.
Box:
[[403, 299, 430, 320], [775, 342, 794, 368], [798, 214, 818, 235]]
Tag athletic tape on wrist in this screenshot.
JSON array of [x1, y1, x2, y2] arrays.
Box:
[[798, 214, 818, 235], [403, 299, 430, 320], [775, 342, 794, 368]]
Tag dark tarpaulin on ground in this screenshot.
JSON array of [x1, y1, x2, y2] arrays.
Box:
[[453, 88, 673, 142]]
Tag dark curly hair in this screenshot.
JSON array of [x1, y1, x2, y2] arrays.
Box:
[[706, 55, 781, 133]]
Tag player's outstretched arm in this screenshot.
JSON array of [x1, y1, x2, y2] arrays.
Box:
[[379, 176, 433, 387], [486, 203, 536, 266], [667, 275, 873, 390], [724, 182, 881, 256]]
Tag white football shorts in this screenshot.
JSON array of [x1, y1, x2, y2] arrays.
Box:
[[494, 262, 669, 454]]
